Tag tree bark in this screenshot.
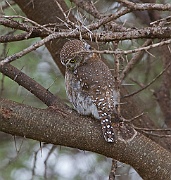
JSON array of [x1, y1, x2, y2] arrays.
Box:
[[12, 0, 171, 151], [0, 98, 171, 180], [1, 1, 171, 179]]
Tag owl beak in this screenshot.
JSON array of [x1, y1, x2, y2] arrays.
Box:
[[66, 62, 75, 71]]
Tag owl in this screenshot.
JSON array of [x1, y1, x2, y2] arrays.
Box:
[[60, 40, 119, 142]]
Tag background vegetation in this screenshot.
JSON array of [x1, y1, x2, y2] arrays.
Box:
[[0, 0, 171, 179]]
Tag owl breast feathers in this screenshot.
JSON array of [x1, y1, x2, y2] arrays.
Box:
[[60, 40, 119, 142]]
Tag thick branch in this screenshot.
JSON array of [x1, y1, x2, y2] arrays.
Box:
[[0, 98, 171, 180], [155, 46, 171, 127], [1, 0, 171, 151], [0, 63, 62, 107], [0, 32, 38, 43], [0, 18, 49, 36]]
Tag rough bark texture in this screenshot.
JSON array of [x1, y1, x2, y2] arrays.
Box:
[[1, 1, 171, 179], [155, 45, 171, 127], [0, 98, 171, 180], [12, 0, 171, 151]]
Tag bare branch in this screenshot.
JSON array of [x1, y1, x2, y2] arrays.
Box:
[[150, 16, 171, 27], [143, 133, 171, 138], [0, 33, 57, 65], [71, 0, 101, 19], [118, 0, 171, 11], [120, 39, 152, 82], [3, 15, 54, 33], [44, 145, 56, 179], [1, 15, 171, 45], [109, 159, 118, 180], [86, 7, 131, 31], [84, 27, 171, 42], [123, 63, 171, 98], [0, 63, 62, 107], [83, 39, 171, 54], [0, 98, 171, 180], [114, 53, 121, 114], [54, 0, 77, 29], [0, 1, 16, 13], [136, 130, 171, 138], [0, 32, 39, 42], [135, 127, 171, 132], [125, 112, 146, 123], [0, 17, 50, 36]]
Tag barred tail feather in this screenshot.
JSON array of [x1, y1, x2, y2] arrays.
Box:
[[100, 113, 115, 143]]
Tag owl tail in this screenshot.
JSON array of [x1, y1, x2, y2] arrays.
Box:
[[100, 114, 115, 143]]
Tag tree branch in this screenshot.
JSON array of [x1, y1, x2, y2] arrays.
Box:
[[123, 63, 171, 98], [1, 2, 171, 179], [1, 0, 171, 150], [0, 18, 49, 36], [0, 98, 171, 180], [120, 39, 152, 81], [118, 0, 171, 11], [2, 16, 171, 43], [0, 32, 38, 43], [0, 63, 62, 107]]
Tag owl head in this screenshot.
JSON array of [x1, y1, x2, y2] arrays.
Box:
[[60, 40, 92, 71]]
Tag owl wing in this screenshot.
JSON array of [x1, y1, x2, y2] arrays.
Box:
[[77, 55, 118, 114], [76, 56, 118, 142]]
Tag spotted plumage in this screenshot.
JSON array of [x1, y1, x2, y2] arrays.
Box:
[[60, 40, 119, 142]]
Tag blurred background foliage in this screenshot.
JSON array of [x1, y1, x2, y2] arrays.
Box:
[[0, 0, 170, 179]]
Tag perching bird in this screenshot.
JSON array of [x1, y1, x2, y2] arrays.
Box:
[[60, 40, 119, 142]]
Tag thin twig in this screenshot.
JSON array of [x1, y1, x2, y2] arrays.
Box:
[[87, 7, 131, 31], [71, 0, 101, 19], [109, 159, 117, 180], [140, 131, 171, 138], [114, 53, 121, 114], [124, 112, 146, 122], [120, 39, 152, 82], [0, 1, 16, 13], [54, 0, 77, 29], [44, 145, 56, 179], [0, 33, 58, 65], [81, 39, 171, 55], [3, 15, 53, 33], [31, 144, 46, 180], [134, 126, 171, 132], [150, 16, 171, 26], [123, 63, 171, 98]]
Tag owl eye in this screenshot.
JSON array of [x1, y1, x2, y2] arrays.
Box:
[[69, 59, 76, 63]]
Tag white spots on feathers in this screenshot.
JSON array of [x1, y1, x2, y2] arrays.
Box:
[[107, 125, 111, 128], [99, 98, 105, 101]]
